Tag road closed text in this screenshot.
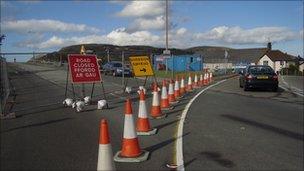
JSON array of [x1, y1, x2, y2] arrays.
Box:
[[68, 54, 102, 83]]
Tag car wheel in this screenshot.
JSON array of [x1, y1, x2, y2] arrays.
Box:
[[272, 86, 278, 92], [243, 84, 249, 91]]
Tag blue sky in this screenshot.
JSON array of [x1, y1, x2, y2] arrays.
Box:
[[1, 0, 303, 61]]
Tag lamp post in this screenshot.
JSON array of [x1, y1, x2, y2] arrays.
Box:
[[0, 34, 5, 57]]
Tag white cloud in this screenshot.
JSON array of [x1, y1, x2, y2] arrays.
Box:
[[28, 35, 108, 49], [23, 27, 162, 49], [195, 26, 297, 44], [128, 16, 165, 31], [117, 1, 165, 18], [15, 26, 302, 50], [176, 28, 187, 36], [2, 19, 100, 34], [107, 27, 161, 46]]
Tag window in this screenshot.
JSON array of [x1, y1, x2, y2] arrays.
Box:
[[280, 61, 284, 65], [249, 66, 274, 74], [263, 61, 268, 66]]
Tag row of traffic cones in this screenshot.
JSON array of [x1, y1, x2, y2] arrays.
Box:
[[97, 72, 213, 170]]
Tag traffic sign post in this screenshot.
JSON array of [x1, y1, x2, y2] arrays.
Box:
[[129, 56, 154, 77], [68, 54, 102, 83], [129, 55, 158, 88], [65, 54, 108, 109]]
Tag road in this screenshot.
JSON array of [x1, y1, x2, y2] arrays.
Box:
[[183, 77, 303, 170], [1, 63, 303, 170], [1, 63, 188, 170], [279, 75, 304, 96]]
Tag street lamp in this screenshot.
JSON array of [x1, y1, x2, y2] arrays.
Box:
[[0, 35, 6, 59]]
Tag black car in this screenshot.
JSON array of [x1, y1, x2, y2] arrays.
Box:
[[102, 61, 132, 77], [239, 65, 278, 92]]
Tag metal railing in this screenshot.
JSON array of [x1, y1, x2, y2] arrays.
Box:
[[0, 56, 10, 114]]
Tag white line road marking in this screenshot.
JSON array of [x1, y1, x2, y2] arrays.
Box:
[[280, 76, 304, 97], [279, 86, 304, 97], [175, 79, 227, 171]]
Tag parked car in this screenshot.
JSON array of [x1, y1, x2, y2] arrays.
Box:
[[102, 61, 133, 77], [239, 65, 278, 91]]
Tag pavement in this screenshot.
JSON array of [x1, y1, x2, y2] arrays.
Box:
[[279, 75, 304, 97], [183, 77, 303, 170], [1, 63, 303, 170], [0, 63, 193, 170]]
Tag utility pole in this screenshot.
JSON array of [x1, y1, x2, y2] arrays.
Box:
[[122, 51, 125, 87], [166, 0, 168, 52], [107, 48, 110, 62]]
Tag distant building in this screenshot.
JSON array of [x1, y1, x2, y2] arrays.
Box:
[[258, 50, 297, 73], [194, 42, 301, 74], [298, 57, 304, 73]]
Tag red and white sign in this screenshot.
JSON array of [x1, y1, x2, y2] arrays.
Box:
[[68, 54, 102, 83]]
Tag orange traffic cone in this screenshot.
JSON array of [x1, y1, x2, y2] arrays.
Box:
[[203, 73, 208, 86], [160, 80, 174, 110], [137, 90, 157, 135], [168, 79, 178, 104], [150, 83, 166, 119], [209, 72, 213, 83], [114, 99, 149, 162], [193, 74, 199, 88], [199, 74, 204, 87], [180, 75, 186, 96], [97, 119, 116, 171], [206, 73, 210, 85], [187, 74, 193, 92], [174, 76, 181, 99]]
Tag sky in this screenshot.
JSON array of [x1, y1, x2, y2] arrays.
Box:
[[1, 0, 303, 62]]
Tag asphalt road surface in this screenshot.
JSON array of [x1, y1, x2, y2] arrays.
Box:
[[279, 75, 304, 96], [183, 77, 303, 170], [1, 63, 303, 170]]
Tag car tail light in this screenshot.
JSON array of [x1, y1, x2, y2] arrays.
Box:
[[273, 75, 278, 80], [245, 74, 253, 80]]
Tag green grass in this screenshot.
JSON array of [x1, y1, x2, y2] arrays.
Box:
[[154, 70, 204, 78]]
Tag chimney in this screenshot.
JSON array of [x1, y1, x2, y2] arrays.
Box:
[[267, 42, 272, 51]]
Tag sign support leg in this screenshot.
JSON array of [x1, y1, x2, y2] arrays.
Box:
[[101, 82, 109, 109], [82, 83, 85, 98], [71, 83, 76, 99], [143, 76, 148, 87], [64, 63, 69, 99], [90, 83, 95, 99]]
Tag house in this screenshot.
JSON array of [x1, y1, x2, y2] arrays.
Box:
[[257, 50, 297, 73], [298, 57, 304, 73], [192, 47, 268, 72]]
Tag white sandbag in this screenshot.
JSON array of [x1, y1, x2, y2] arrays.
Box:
[[83, 96, 91, 105], [63, 98, 73, 107], [97, 100, 107, 110], [72, 101, 85, 112], [137, 86, 147, 94], [125, 86, 132, 94]]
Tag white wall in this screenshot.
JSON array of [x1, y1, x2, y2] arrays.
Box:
[[204, 63, 233, 71], [258, 55, 275, 70], [299, 63, 304, 72], [258, 55, 296, 73]]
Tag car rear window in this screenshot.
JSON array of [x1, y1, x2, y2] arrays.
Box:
[[248, 66, 274, 75], [113, 63, 122, 67]]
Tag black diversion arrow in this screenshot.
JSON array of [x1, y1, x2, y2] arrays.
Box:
[[140, 68, 146, 72]]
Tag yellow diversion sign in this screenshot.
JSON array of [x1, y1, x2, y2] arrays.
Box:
[[129, 56, 154, 77]]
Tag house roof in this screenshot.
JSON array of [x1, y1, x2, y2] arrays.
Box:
[[263, 50, 296, 61], [194, 48, 268, 63], [228, 48, 268, 63]]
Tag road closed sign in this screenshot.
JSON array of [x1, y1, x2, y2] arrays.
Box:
[[68, 54, 102, 83], [129, 56, 154, 77]]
